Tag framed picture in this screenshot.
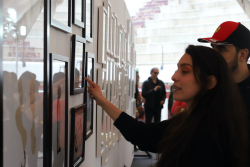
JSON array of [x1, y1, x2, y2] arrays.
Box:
[[130, 43, 134, 66], [50, 53, 69, 167], [126, 33, 131, 63], [98, 6, 107, 64], [124, 32, 128, 64], [102, 111, 109, 166], [108, 58, 115, 103], [85, 52, 95, 140], [112, 13, 118, 58], [110, 13, 114, 57], [106, 57, 111, 101], [51, 0, 72, 33], [104, 0, 112, 55], [71, 35, 86, 95], [86, 0, 93, 42], [97, 68, 107, 91], [70, 104, 87, 167], [119, 25, 124, 64], [96, 90, 106, 157], [127, 19, 132, 42], [112, 62, 117, 102], [72, 0, 85, 28]]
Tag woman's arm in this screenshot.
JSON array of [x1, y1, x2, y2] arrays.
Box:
[[84, 77, 170, 152]]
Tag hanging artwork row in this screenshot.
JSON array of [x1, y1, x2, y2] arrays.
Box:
[[50, 0, 94, 42]]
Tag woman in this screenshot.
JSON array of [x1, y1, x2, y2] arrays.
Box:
[[85, 45, 248, 166]]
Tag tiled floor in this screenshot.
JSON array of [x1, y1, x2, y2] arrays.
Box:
[[131, 100, 169, 167]]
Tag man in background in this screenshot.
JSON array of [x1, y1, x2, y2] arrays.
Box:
[[142, 68, 166, 123]]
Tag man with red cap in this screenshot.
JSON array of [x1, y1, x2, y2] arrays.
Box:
[[198, 21, 250, 126]]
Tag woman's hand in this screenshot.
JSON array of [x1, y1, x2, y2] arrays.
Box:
[[84, 77, 106, 106]]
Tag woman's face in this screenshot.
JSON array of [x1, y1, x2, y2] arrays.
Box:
[[171, 53, 201, 104]]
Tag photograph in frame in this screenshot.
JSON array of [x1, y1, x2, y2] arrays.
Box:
[[51, 0, 72, 33], [98, 6, 107, 64], [72, 0, 85, 28], [85, 52, 95, 140], [112, 13, 118, 58], [71, 35, 86, 95], [50, 53, 69, 167], [96, 91, 106, 157], [104, 0, 112, 55], [86, 0, 93, 42], [70, 104, 87, 167]]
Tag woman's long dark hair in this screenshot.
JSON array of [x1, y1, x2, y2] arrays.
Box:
[[156, 45, 248, 167]]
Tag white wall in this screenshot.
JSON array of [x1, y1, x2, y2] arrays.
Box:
[[49, 0, 135, 167]]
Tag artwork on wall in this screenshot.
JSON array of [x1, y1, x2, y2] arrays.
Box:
[[98, 6, 107, 64], [101, 105, 109, 165], [127, 19, 132, 43], [119, 25, 124, 64], [70, 104, 87, 167], [97, 68, 107, 91], [109, 59, 114, 103], [51, 0, 72, 33], [71, 35, 86, 95], [50, 53, 69, 167], [110, 13, 114, 56], [124, 32, 128, 64], [104, 0, 112, 55], [112, 62, 117, 102], [72, 0, 85, 28], [85, 52, 95, 140], [112, 13, 118, 58], [86, 0, 93, 42], [106, 57, 110, 101]]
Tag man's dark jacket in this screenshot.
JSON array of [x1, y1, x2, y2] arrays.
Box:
[[142, 77, 166, 109]]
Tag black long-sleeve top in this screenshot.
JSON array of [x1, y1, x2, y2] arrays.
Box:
[[114, 112, 228, 166]]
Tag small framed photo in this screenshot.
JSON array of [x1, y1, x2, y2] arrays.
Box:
[[85, 52, 95, 140], [50, 53, 69, 167], [126, 33, 131, 63], [98, 6, 107, 64], [104, 0, 112, 55], [112, 13, 118, 58], [119, 25, 124, 64], [96, 90, 106, 157], [97, 68, 107, 91], [109, 13, 114, 57], [127, 19, 132, 42], [72, 0, 85, 28], [71, 35, 86, 95], [86, 0, 93, 42], [108, 58, 115, 103], [124, 32, 128, 64], [51, 0, 72, 33], [106, 57, 111, 101], [70, 104, 87, 167], [112, 62, 117, 102]]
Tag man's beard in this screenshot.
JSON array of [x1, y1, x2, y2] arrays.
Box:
[[230, 53, 238, 73]]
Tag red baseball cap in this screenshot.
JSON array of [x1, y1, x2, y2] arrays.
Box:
[[198, 21, 250, 50]]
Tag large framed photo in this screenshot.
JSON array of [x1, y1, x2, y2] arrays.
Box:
[[96, 90, 106, 157], [85, 52, 95, 140], [98, 6, 107, 64], [72, 0, 85, 28], [51, 0, 72, 33], [71, 35, 86, 95], [50, 53, 69, 167], [104, 0, 112, 55], [70, 104, 87, 167], [86, 0, 93, 42]]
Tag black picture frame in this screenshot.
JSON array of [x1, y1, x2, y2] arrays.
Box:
[[85, 52, 95, 140], [51, 0, 72, 33], [70, 104, 87, 167], [85, 0, 93, 42], [73, 0, 86, 28], [71, 35, 86, 95], [49, 53, 69, 167]]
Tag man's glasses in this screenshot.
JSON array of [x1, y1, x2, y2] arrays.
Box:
[[154, 72, 159, 74]]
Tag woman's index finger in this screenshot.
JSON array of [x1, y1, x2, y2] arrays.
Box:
[[84, 77, 96, 87]]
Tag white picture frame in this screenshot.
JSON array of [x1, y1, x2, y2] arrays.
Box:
[[98, 6, 107, 64], [104, 0, 112, 55], [101, 111, 109, 166], [112, 62, 117, 102], [112, 13, 118, 58], [96, 90, 106, 157], [97, 68, 107, 91], [119, 25, 124, 64]]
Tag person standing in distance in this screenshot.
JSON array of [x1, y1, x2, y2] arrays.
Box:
[[198, 21, 250, 122], [142, 68, 166, 123]]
